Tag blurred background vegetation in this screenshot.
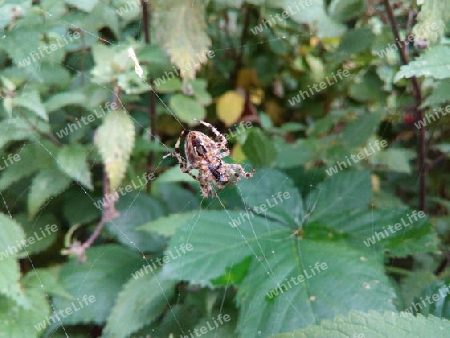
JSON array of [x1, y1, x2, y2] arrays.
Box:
[[1, 0, 450, 337]]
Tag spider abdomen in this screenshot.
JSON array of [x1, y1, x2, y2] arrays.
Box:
[[168, 120, 254, 198]]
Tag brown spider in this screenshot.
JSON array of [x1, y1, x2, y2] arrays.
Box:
[[164, 119, 255, 198]]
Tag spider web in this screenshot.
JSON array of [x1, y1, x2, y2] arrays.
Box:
[[0, 1, 415, 338]]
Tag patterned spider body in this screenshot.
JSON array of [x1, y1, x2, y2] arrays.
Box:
[[166, 119, 254, 198]]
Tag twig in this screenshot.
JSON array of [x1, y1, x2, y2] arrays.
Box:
[[383, 0, 426, 211]]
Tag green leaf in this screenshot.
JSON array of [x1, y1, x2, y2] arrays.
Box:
[[169, 94, 206, 124], [341, 112, 383, 147], [274, 140, 315, 169], [242, 128, 277, 166], [62, 190, 100, 226], [270, 311, 450, 338], [421, 79, 450, 107], [190, 78, 212, 105], [64, 0, 99, 12], [95, 111, 135, 192], [212, 256, 252, 286], [44, 92, 87, 113], [153, 0, 211, 79], [105, 194, 166, 252], [15, 214, 59, 256], [84, 2, 120, 37], [161, 210, 283, 285], [153, 77, 182, 93], [399, 270, 436, 308], [0, 28, 41, 78], [329, 0, 366, 22], [104, 271, 177, 337], [394, 46, 450, 81], [22, 266, 73, 299], [0, 287, 50, 337], [236, 168, 304, 227], [154, 166, 196, 184], [237, 242, 395, 337], [371, 148, 415, 174], [138, 211, 200, 237], [155, 182, 200, 214], [0, 118, 35, 149], [91, 45, 131, 84], [52, 245, 143, 325], [334, 27, 374, 61], [12, 90, 47, 121], [413, 0, 450, 45], [413, 279, 450, 318], [137, 44, 173, 79], [28, 167, 72, 218], [0, 213, 25, 259], [313, 209, 438, 257], [0, 214, 28, 307], [162, 209, 396, 337], [0, 144, 55, 190], [306, 171, 372, 222], [349, 70, 385, 102], [56, 144, 93, 189], [273, 0, 346, 38]]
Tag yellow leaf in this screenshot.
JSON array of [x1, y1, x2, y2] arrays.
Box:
[[216, 90, 245, 126], [236, 68, 260, 89], [250, 88, 264, 105]]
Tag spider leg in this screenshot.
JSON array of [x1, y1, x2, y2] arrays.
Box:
[[165, 130, 200, 182], [227, 164, 255, 182], [193, 118, 229, 156]]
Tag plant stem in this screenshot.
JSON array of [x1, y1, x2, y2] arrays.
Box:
[[382, 0, 426, 212]]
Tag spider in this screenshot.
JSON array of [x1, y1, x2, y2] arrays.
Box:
[[164, 119, 255, 198]]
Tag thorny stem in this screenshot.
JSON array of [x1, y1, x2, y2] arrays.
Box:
[[382, 0, 426, 212]]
